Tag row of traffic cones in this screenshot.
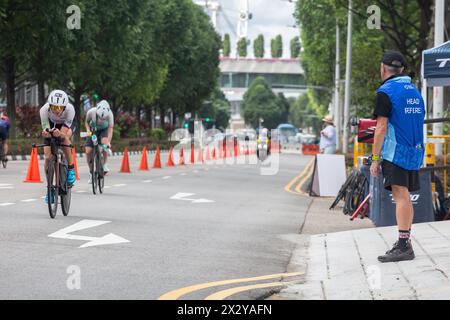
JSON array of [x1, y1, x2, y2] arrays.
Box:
[[120, 144, 256, 173], [23, 143, 258, 182]]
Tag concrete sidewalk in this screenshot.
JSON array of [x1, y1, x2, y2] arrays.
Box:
[[276, 196, 450, 299]]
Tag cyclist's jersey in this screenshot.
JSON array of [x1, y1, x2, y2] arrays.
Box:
[[40, 103, 75, 130], [86, 107, 114, 131], [0, 116, 10, 131]]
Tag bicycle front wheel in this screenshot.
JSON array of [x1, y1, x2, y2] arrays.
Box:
[[47, 159, 59, 219], [96, 151, 104, 194], [61, 185, 71, 216], [91, 148, 98, 195]]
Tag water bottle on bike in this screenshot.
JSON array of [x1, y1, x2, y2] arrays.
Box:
[[92, 134, 98, 146]]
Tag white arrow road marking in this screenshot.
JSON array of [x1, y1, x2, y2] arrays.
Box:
[[113, 184, 126, 187], [48, 220, 130, 248], [0, 203, 15, 206], [21, 199, 37, 203], [170, 193, 215, 204]]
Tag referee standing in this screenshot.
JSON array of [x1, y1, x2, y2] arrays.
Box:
[[370, 51, 425, 263]]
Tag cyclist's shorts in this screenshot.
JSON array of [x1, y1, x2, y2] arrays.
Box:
[[0, 126, 8, 141], [85, 129, 108, 148]]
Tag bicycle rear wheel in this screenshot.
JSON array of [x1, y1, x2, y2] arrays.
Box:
[[60, 159, 71, 216], [0, 144, 5, 168], [47, 159, 59, 219]]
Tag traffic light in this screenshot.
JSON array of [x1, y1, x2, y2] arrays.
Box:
[[205, 118, 210, 123], [182, 119, 195, 134]]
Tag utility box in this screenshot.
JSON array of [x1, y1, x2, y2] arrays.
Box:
[[367, 167, 434, 227]]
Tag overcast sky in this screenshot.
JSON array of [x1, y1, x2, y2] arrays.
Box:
[[203, 0, 300, 58]]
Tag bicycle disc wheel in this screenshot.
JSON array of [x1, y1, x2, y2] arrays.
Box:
[[47, 160, 59, 219], [96, 152, 104, 194]]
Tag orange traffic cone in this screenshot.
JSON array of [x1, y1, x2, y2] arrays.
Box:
[[167, 146, 175, 167], [190, 145, 195, 164], [24, 147, 42, 183], [120, 147, 131, 173], [205, 147, 211, 161], [72, 147, 80, 180], [139, 146, 149, 171], [197, 147, 204, 163], [153, 146, 162, 168], [179, 147, 185, 165]]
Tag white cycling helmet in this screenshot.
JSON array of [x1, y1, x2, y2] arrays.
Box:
[[47, 89, 69, 107], [96, 100, 111, 120]]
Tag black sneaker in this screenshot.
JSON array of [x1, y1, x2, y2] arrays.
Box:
[[378, 241, 415, 263]]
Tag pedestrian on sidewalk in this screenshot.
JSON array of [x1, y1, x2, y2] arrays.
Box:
[[370, 51, 425, 263], [319, 115, 336, 154]]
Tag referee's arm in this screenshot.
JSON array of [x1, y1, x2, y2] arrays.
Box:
[[370, 93, 390, 176]]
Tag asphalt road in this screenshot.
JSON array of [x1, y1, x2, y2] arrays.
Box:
[[0, 152, 313, 300]]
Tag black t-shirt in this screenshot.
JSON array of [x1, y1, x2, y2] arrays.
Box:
[[373, 92, 392, 118], [373, 74, 405, 119]]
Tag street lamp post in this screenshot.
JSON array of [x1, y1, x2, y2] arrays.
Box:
[[343, 0, 353, 154]]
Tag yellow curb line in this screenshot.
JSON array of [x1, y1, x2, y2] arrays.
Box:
[[284, 158, 315, 195], [157, 272, 303, 300], [204, 281, 297, 300], [295, 160, 315, 194]]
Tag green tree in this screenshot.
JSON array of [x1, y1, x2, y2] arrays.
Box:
[[271, 35, 283, 58], [253, 34, 265, 58], [277, 93, 290, 123], [223, 34, 231, 57], [155, 0, 221, 128], [242, 77, 283, 129], [290, 36, 301, 58], [237, 37, 248, 58], [295, 0, 434, 119], [289, 93, 322, 135]]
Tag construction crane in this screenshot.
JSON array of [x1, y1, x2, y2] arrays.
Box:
[[193, 1, 221, 30], [195, 0, 252, 53]]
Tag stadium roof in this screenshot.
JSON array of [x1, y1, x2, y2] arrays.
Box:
[[220, 58, 303, 75]]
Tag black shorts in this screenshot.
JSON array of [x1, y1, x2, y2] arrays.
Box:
[[0, 126, 9, 141], [85, 129, 108, 148], [381, 160, 420, 192]]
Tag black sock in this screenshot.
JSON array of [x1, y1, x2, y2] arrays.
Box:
[[68, 164, 74, 170], [398, 230, 410, 250]]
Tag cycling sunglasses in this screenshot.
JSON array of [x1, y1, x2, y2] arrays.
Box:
[[49, 104, 65, 112]]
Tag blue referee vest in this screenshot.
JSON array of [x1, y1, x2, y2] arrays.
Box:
[[377, 76, 425, 170]]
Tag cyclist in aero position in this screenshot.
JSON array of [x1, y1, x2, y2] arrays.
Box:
[[40, 90, 76, 203], [85, 100, 114, 180], [0, 112, 11, 162]]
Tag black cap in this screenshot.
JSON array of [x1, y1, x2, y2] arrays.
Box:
[[382, 51, 407, 69]]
